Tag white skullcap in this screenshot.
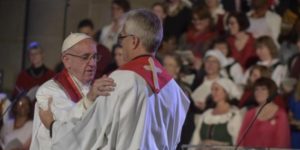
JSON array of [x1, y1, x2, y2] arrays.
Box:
[[61, 33, 91, 52], [214, 78, 242, 100], [205, 50, 227, 67]]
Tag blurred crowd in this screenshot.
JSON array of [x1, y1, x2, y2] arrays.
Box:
[[1, 0, 300, 149]]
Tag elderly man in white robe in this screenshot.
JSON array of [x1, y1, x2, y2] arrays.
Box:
[[39, 9, 190, 150], [30, 33, 116, 150]]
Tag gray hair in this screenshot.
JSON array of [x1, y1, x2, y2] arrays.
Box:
[[123, 9, 163, 53]]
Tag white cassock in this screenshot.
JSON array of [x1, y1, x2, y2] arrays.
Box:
[[30, 69, 93, 150], [49, 56, 190, 150]]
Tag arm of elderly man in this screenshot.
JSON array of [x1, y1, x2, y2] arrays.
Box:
[[30, 75, 115, 150]]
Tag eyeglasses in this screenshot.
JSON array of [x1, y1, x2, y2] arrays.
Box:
[[65, 53, 101, 62], [117, 34, 135, 44]]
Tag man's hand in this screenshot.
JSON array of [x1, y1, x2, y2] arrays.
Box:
[[87, 75, 116, 101], [39, 98, 54, 129]]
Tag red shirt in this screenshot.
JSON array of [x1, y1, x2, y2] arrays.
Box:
[[238, 107, 291, 148], [186, 28, 216, 58], [227, 33, 257, 70], [12, 66, 55, 98]]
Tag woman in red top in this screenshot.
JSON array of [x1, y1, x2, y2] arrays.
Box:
[[184, 6, 216, 58], [239, 65, 271, 109], [226, 12, 257, 70], [238, 77, 290, 148]]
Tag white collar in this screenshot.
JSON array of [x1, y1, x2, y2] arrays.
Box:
[[257, 58, 280, 67], [225, 57, 235, 66], [203, 107, 239, 124]]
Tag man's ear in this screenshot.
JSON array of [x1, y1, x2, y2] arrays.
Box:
[[132, 36, 140, 50], [62, 55, 71, 69]]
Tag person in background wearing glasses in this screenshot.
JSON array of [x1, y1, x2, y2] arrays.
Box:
[[38, 9, 190, 150], [12, 42, 55, 100], [30, 33, 116, 150]]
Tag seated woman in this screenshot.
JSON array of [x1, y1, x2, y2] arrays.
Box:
[[212, 38, 244, 85], [191, 50, 242, 111], [190, 78, 242, 146], [183, 6, 216, 58], [0, 95, 33, 150], [239, 65, 271, 109], [226, 12, 257, 70], [204, 0, 226, 33], [238, 77, 290, 148], [104, 44, 127, 74], [244, 36, 288, 87]]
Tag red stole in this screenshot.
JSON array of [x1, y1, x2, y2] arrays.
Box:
[[53, 69, 82, 103], [119, 56, 172, 94]]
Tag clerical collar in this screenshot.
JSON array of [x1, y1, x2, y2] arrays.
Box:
[[27, 64, 46, 78]]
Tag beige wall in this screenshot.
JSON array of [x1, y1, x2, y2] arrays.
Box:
[[0, 0, 159, 95], [0, 0, 26, 94]]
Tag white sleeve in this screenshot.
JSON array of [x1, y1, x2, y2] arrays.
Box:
[[31, 80, 90, 150], [51, 71, 144, 150], [230, 63, 244, 85], [189, 115, 203, 145], [272, 65, 287, 87], [93, 71, 146, 150], [227, 109, 243, 145], [242, 68, 251, 86]]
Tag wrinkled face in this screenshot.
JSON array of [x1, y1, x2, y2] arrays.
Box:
[[256, 45, 272, 61], [29, 49, 43, 67], [152, 5, 166, 22], [205, 0, 219, 8], [254, 86, 269, 104], [250, 68, 261, 83], [228, 17, 240, 35], [15, 97, 31, 117], [112, 3, 125, 21], [163, 55, 180, 78], [63, 39, 97, 84], [192, 14, 210, 32], [205, 56, 220, 75], [211, 82, 228, 103], [214, 43, 229, 57], [114, 47, 127, 67], [79, 26, 94, 37]]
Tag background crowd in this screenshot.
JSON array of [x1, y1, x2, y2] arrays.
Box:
[[0, 0, 300, 149]]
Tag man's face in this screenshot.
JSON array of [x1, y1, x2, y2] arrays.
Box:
[[204, 56, 220, 75], [29, 48, 43, 67], [63, 39, 97, 84], [117, 28, 135, 62]]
